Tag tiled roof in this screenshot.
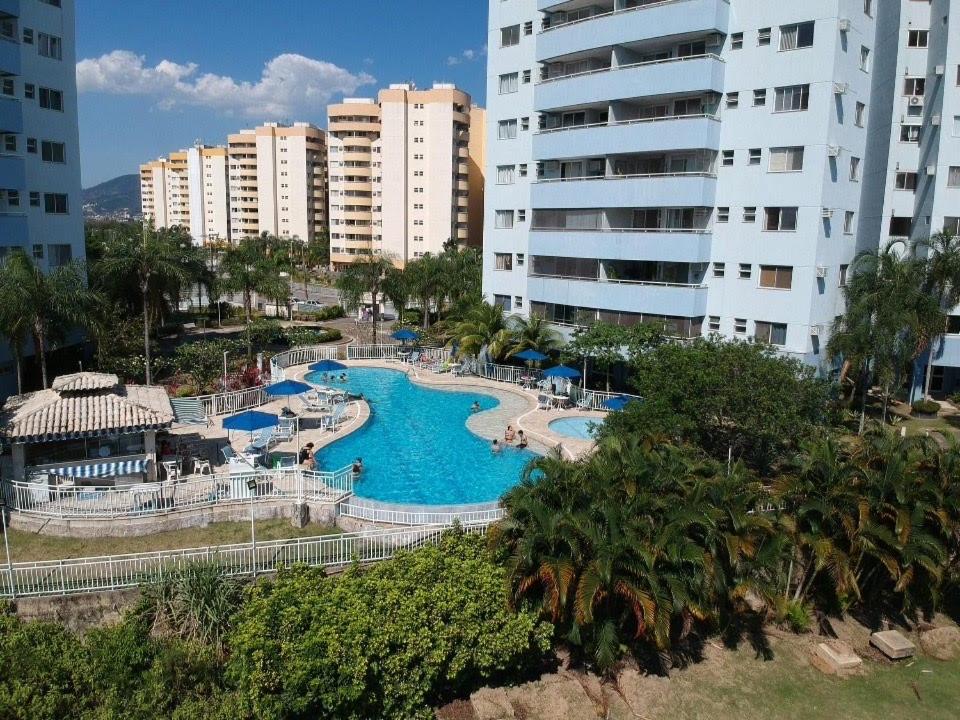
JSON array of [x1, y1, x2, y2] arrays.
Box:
[[1, 378, 174, 443], [51, 372, 119, 393]]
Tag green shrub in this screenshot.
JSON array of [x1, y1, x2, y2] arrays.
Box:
[[402, 307, 423, 325], [284, 326, 342, 347], [775, 599, 814, 634], [174, 384, 198, 398], [911, 399, 941, 416], [226, 532, 552, 720]]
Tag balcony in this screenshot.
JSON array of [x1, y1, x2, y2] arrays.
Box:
[[536, 54, 724, 111], [0, 151, 24, 188], [533, 113, 720, 159], [0, 0, 20, 16], [527, 274, 708, 318], [529, 227, 712, 263], [537, 0, 729, 61], [532, 172, 715, 209], [0, 35, 20, 77], [0, 211, 27, 245], [0, 95, 22, 134]]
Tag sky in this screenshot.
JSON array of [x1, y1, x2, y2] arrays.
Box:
[[76, 0, 489, 187]]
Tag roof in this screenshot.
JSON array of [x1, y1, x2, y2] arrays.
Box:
[[51, 372, 119, 393], [1, 376, 174, 443]]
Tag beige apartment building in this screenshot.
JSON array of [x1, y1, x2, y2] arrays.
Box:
[[327, 83, 483, 268], [139, 151, 190, 231], [227, 122, 327, 244]]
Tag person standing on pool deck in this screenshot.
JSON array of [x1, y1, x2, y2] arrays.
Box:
[[516, 430, 528, 449], [504, 425, 516, 444]]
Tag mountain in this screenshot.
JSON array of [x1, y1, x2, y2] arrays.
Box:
[[82, 174, 142, 220]]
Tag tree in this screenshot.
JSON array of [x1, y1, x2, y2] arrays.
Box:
[[0, 251, 99, 389], [335, 253, 394, 344], [506, 314, 562, 361], [92, 223, 205, 385], [404, 253, 446, 329], [603, 336, 832, 472], [562, 322, 662, 391], [917, 232, 960, 399], [173, 339, 244, 392], [380, 265, 410, 325], [449, 301, 513, 361]]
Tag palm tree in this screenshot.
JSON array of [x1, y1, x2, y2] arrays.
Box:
[[449, 301, 513, 361], [0, 259, 33, 393], [916, 232, 960, 399], [335, 253, 394, 344], [404, 253, 446, 329], [0, 251, 99, 389], [506, 314, 562, 359], [380, 265, 410, 325], [93, 223, 203, 385]]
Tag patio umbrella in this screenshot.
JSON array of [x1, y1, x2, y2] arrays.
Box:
[[309, 359, 347, 373], [603, 395, 633, 411], [514, 349, 548, 362], [392, 328, 418, 343], [543, 364, 581, 379], [222, 409, 279, 446], [265, 379, 313, 412]]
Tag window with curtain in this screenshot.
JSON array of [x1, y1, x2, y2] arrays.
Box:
[[779, 22, 814, 51], [495, 210, 515, 229], [500, 25, 520, 47], [759, 265, 793, 289], [498, 72, 518, 95], [755, 321, 787, 345], [774, 85, 810, 111], [497, 119, 518, 139], [494, 253, 513, 270], [764, 207, 798, 231], [948, 167, 960, 187], [496, 165, 515, 185], [769, 146, 804, 172]]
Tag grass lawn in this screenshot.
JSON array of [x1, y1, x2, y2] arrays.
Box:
[[651, 636, 960, 720], [4, 519, 339, 562]]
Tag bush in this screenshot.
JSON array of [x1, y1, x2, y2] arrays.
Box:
[[911, 399, 941, 416], [284, 326, 342, 347], [226, 532, 552, 720], [401, 307, 423, 325]]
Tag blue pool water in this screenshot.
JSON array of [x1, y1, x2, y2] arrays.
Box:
[[306, 367, 537, 505], [548, 416, 601, 440]]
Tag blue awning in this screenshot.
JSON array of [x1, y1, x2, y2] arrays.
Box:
[[47, 458, 149, 478]]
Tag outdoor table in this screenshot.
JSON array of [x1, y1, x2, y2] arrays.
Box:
[[520, 375, 537, 389], [549, 394, 570, 409]]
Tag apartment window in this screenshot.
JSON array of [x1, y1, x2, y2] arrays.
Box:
[[900, 124, 921, 143], [0, 78, 12, 97], [41, 140, 65, 163], [43, 193, 68, 214], [849, 156, 860, 181], [493, 294, 512, 311], [24, 83, 35, 100], [748, 148, 762, 165], [713, 262, 725, 278], [743, 206, 757, 223], [515, 253, 525, 267], [839, 264, 849, 286], [48, 244, 72, 268], [908, 30, 929, 48], [896, 171, 918, 190], [22, 28, 32, 44], [759, 265, 793, 289], [32, 244, 44, 260], [844, 211, 855, 234], [738, 263, 752, 279], [753, 88, 767, 106], [2, 135, 13, 153], [864, 0, 872, 16], [717, 207, 729, 222], [499, 72, 518, 95], [518, 163, 528, 177], [721, 150, 734, 166], [497, 165, 515, 185], [769, 146, 804, 172], [495, 210, 514, 229], [26, 138, 37, 154], [520, 117, 530, 131], [755, 321, 787, 346], [494, 252, 513, 270], [522, 69, 531, 84], [514, 296, 523, 309], [774, 84, 810, 112], [944, 217, 960, 235], [780, 21, 815, 51], [518, 209, 527, 222], [731, 33, 743, 50], [947, 167, 960, 187], [954, 116, 960, 137], [860, 46, 870, 72], [904, 77, 925, 97], [500, 24, 520, 47], [5, 190, 18, 207], [707, 315, 720, 331], [764, 206, 798, 231], [497, 119, 517, 139], [758, 28, 771, 46], [29, 191, 39, 207], [855, 101, 866, 127], [726, 92, 739, 109], [523, 20, 533, 36], [37, 32, 62, 60], [734, 318, 747, 334]]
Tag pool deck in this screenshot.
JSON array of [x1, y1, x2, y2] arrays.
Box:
[[168, 359, 602, 474]]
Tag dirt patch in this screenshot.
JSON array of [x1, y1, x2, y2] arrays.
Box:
[[12, 588, 140, 633], [919, 627, 960, 661]]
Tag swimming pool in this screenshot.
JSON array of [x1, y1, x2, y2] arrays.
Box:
[[306, 367, 536, 505], [548, 416, 601, 440]]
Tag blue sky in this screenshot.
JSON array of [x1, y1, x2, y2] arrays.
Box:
[[76, 0, 488, 186]]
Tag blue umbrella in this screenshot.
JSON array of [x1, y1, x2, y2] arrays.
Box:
[[265, 379, 313, 397], [392, 329, 418, 342], [603, 395, 633, 411], [543, 364, 582, 379], [222, 410, 279, 432], [514, 349, 548, 362], [309, 359, 347, 373]]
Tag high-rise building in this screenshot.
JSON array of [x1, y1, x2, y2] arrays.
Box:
[[327, 83, 480, 268], [139, 151, 190, 231], [187, 144, 229, 244], [484, 0, 896, 369], [0, 0, 86, 390]]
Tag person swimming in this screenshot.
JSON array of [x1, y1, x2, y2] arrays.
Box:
[[491, 439, 501, 453], [352, 457, 364, 475], [516, 430, 528, 449], [470, 401, 481, 413], [504, 425, 516, 444]]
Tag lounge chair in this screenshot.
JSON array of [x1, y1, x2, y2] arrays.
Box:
[[169, 397, 210, 427], [244, 427, 276, 453], [321, 403, 348, 432], [275, 417, 296, 441], [297, 393, 329, 414], [537, 394, 551, 411]]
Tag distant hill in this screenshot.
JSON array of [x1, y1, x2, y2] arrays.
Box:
[[82, 173, 141, 219]]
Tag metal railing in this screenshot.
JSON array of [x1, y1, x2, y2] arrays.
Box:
[[530, 226, 711, 234], [527, 273, 707, 289], [537, 52, 722, 85], [540, 0, 692, 33], [270, 345, 345, 381], [347, 343, 403, 360], [2, 522, 490, 598], [338, 502, 504, 526], [1, 466, 354, 520], [534, 170, 715, 183], [194, 385, 269, 417], [536, 112, 719, 136], [569, 387, 643, 411], [473, 362, 543, 386]]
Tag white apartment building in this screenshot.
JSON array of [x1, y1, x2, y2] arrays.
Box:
[[0, 0, 85, 391], [187, 144, 229, 244], [327, 83, 476, 268], [484, 0, 903, 372], [139, 150, 189, 231]]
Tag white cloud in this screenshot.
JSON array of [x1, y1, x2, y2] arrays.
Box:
[[446, 45, 486, 66], [77, 50, 375, 118]]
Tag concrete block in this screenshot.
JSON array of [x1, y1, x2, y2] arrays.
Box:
[[291, 503, 309, 528], [870, 630, 916, 659], [810, 641, 862, 676]]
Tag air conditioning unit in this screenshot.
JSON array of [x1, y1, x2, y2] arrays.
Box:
[[816, 265, 828, 278], [927, 165, 937, 176], [821, 208, 834, 219], [935, 65, 945, 76], [827, 145, 841, 157], [833, 82, 849, 95], [909, 96, 923, 106], [838, 18, 851, 32], [810, 325, 822, 337], [932, 114, 942, 126]]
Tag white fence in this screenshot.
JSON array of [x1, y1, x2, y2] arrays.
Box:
[[1, 522, 490, 598], [474, 362, 543, 386], [1, 466, 354, 520], [270, 345, 345, 382], [338, 502, 505, 526], [195, 385, 269, 417], [569, 387, 643, 411]]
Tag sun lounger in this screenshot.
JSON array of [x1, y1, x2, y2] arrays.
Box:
[[537, 394, 551, 411], [321, 403, 348, 432], [170, 397, 210, 427]]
